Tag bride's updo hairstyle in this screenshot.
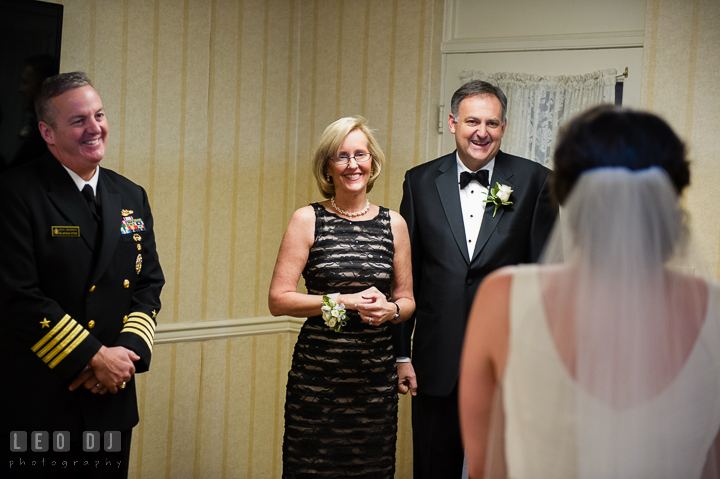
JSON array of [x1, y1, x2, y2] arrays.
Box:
[[551, 105, 689, 205], [549, 105, 691, 263]]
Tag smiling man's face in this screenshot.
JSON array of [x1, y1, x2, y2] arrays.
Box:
[[449, 94, 506, 171], [39, 85, 108, 181]]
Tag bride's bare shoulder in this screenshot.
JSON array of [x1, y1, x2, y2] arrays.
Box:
[[665, 269, 710, 297], [484, 263, 559, 286], [484, 265, 519, 282]]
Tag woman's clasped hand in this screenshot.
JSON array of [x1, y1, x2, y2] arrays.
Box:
[[340, 286, 399, 326]]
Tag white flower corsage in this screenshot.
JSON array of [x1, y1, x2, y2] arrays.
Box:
[[321, 295, 348, 332], [484, 182, 514, 217]]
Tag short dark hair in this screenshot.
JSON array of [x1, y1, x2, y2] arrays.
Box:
[[35, 72, 93, 127], [552, 105, 689, 205], [450, 80, 508, 123]]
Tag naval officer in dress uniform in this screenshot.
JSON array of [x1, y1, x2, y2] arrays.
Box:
[[0, 72, 164, 478]]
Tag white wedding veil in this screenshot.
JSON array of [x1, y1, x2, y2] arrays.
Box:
[[484, 108, 720, 479]]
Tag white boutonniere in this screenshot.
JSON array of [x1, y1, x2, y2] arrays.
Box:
[[321, 295, 348, 332], [484, 182, 514, 217]]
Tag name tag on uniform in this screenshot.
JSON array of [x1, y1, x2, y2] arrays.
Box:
[[51, 226, 80, 237]]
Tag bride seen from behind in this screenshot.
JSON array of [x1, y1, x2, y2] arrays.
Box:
[[459, 105, 720, 479]]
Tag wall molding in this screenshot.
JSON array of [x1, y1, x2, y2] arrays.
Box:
[[441, 30, 645, 54], [155, 316, 305, 344]]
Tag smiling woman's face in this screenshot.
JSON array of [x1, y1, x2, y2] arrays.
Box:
[[326, 129, 372, 196]]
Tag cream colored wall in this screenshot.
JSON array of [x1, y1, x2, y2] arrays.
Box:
[[641, 0, 720, 277], [446, 0, 645, 50], [130, 335, 296, 478], [51, 0, 444, 477]]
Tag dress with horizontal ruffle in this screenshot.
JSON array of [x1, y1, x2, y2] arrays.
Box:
[[283, 203, 398, 479]]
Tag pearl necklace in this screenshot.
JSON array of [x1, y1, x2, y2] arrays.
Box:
[[330, 197, 370, 218]]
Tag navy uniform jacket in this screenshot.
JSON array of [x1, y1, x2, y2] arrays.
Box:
[[392, 150, 557, 397], [0, 153, 164, 434]]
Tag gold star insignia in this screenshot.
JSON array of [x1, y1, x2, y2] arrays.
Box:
[[152, 310, 157, 319], [40, 318, 51, 329]]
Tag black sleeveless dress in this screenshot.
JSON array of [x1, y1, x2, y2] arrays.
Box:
[[282, 203, 398, 478]]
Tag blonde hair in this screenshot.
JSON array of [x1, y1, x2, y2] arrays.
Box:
[[312, 116, 385, 199]]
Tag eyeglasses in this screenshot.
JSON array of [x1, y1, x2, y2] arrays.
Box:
[[331, 152, 372, 165]]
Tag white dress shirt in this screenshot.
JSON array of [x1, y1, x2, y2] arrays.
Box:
[[62, 165, 100, 195], [457, 154, 495, 258]]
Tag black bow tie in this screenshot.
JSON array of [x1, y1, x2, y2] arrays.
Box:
[[459, 170, 489, 189]]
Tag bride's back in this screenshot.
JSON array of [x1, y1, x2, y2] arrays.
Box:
[[505, 106, 720, 478], [540, 265, 710, 407], [504, 265, 720, 479]]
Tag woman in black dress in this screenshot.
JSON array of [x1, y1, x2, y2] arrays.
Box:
[[269, 116, 415, 478]]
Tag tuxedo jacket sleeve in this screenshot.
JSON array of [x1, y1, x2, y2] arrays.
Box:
[[0, 154, 164, 432], [392, 151, 557, 396]]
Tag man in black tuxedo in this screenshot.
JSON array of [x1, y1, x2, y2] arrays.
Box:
[[0, 72, 164, 478], [393, 80, 557, 478]]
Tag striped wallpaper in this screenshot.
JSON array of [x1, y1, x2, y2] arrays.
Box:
[[640, 0, 720, 278], [52, 0, 443, 477]]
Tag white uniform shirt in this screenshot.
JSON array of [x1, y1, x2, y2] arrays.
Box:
[[62, 164, 100, 194]]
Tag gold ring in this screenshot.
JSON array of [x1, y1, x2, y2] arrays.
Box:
[[95, 383, 101, 388], [119, 382, 126, 389]]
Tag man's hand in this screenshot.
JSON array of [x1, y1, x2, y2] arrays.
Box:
[[70, 365, 95, 392], [69, 366, 110, 395], [398, 361, 418, 396], [69, 346, 139, 394]]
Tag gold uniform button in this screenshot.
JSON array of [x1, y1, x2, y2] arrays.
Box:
[[123, 315, 129, 323], [136, 244, 142, 251], [88, 320, 96, 329], [123, 279, 130, 288], [89, 285, 96, 293]]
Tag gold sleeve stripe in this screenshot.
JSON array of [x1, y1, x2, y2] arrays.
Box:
[[121, 326, 153, 352], [125, 317, 155, 335], [128, 312, 156, 331], [122, 318, 154, 338], [42, 324, 83, 363], [123, 323, 153, 344], [36, 320, 77, 358], [121, 326, 153, 349], [32, 315, 72, 352], [49, 330, 90, 369]]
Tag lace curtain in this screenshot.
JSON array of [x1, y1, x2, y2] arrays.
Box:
[[459, 69, 617, 168]]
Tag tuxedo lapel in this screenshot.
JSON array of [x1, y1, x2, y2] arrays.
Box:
[[41, 155, 98, 251], [472, 152, 515, 262], [435, 155, 471, 264], [91, 170, 121, 283]]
